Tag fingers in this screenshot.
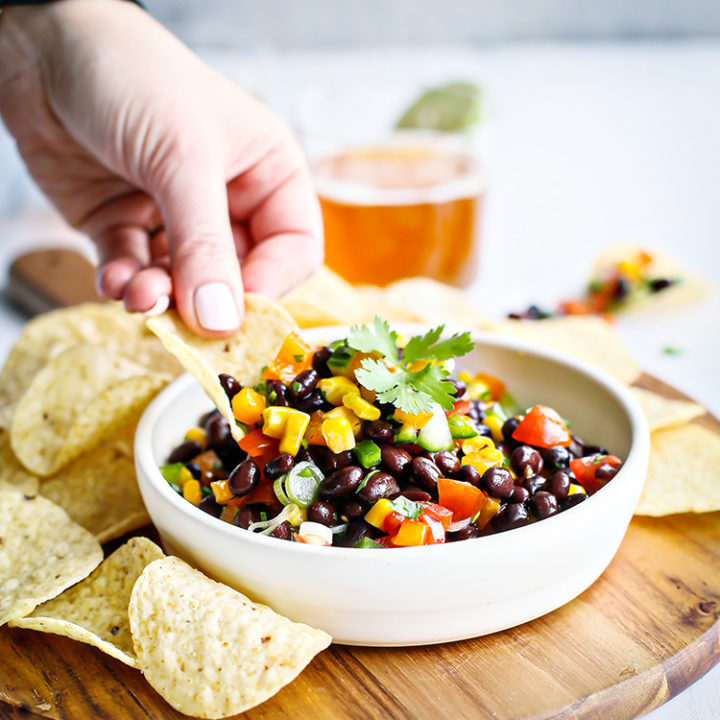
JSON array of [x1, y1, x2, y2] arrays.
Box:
[[94, 226, 151, 300], [154, 158, 244, 338]]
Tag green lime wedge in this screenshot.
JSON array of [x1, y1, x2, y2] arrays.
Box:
[[396, 81, 483, 132]]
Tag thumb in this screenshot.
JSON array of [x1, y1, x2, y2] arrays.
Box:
[[154, 159, 244, 337]]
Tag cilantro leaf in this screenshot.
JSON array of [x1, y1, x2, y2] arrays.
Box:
[[407, 364, 457, 410], [403, 325, 474, 364], [347, 317, 398, 362]]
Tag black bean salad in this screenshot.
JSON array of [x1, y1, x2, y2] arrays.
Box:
[[160, 319, 623, 548]]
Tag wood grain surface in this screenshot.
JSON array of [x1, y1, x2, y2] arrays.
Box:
[[1, 374, 718, 720]]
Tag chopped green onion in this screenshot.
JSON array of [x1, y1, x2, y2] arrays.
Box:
[[354, 439, 381, 469], [283, 461, 324, 508], [356, 469, 379, 494], [353, 537, 384, 549], [273, 477, 291, 505], [293, 354, 304, 363], [662, 346, 683, 356]]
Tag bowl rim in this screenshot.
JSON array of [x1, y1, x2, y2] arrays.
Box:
[[135, 325, 650, 560]]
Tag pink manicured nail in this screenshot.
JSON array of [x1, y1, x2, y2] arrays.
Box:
[[194, 282, 240, 331], [142, 295, 171, 317]]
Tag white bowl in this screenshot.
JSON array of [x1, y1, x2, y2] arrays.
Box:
[[135, 326, 649, 646]]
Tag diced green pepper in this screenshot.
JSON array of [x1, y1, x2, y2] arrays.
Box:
[[353, 537, 384, 549], [159, 463, 189, 485], [354, 439, 382, 469], [447, 414, 478, 439]]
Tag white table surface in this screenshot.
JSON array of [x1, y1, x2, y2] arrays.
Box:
[[0, 41, 718, 720]]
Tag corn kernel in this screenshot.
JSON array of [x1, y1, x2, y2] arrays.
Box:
[[461, 448, 504, 476], [458, 370, 474, 385], [342, 393, 381, 421], [184, 427, 207, 449], [262, 406, 304, 438], [568, 483, 587, 496], [231, 387, 266, 425], [462, 436, 495, 455], [286, 504, 307, 527], [483, 415, 505, 443], [321, 416, 356, 453], [279, 411, 311, 456], [210, 479, 235, 504], [317, 376, 360, 405], [324, 406, 362, 436], [183, 479, 202, 506]]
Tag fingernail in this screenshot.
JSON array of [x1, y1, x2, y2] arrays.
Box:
[[142, 295, 171, 317], [194, 282, 240, 331]]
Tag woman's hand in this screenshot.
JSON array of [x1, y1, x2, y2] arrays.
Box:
[[0, 0, 322, 336]]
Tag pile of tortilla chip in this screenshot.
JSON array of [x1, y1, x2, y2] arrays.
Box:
[[280, 266, 719, 517], [0, 493, 330, 718]]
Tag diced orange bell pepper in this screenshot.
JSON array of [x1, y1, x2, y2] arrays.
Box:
[[238, 428, 278, 457], [474, 373, 506, 402], [304, 410, 327, 445], [393, 408, 433, 429], [219, 505, 238, 524], [262, 333, 314, 384], [231, 387, 266, 425], [438, 477, 487, 521], [182, 479, 202, 506], [192, 449, 222, 474], [210, 479, 234, 504], [473, 496, 501, 530], [512, 404, 571, 448], [392, 519, 432, 546]]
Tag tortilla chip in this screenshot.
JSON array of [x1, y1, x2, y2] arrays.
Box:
[[10, 537, 163, 667], [279, 266, 365, 328], [39, 423, 150, 543], [10, 346, 169, 476], [129, 556, 331, 718], [383, 277, 487, 328], [634, 424, 720, 516], [0, 303, 178, 429], [0, 491, 102, 626], [0, 428, 39, 496], [592, 244, 709, 313], [146, 294, 298, 442], [487, 316, 642, 385], [629, 387, 705, 433]]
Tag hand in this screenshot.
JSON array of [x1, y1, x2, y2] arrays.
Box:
[[0, 0, 322, 336]]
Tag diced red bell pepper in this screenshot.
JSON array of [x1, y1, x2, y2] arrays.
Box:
[[383, 511, 405, 535], [238, 428, 279, 457], [569, 454, 622, 495], [512, 404, 571, 449], [448, 399, 472, 416], [437, 477, 487, 521], [419, 502, 453, 531]]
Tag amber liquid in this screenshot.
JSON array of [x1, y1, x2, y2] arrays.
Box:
[[314, 144, 485, 287]]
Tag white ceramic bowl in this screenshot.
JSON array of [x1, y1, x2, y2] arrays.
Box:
[[135, 326, 649, 646]]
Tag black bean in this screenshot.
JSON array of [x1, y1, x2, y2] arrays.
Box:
[[595, 463, 619, 481], [496, 441, 514, 458], [307, 500, 337, 526], [614, 276, 630, 300], [508, 485, 530, 503], [340, 498, 367, 521], [312, 346, 333, 377], [394, 487, 432, 503], [364, 420, 394, 443], [318, 465, 364, 500], [456, 464, 481, 486], [287, 369, 319, 402], [491, 503, 530, 532], [168, 440, 203, 464], [219, 373, 241, 400], [296, 447, 313, 464], [568, 436, 584, 459], [410, 457, 441, 491], [448, 378, 467, 398], [358, 472, 400, 504], [381, 445, 412, 476], [433, 450, 460, 476], [267, 380, 289, 407], [201, 469, 222, 486], [522, 474, 546, 496], [582, 444, 608, 457], [447, 524, 481, 542], [333, 450, 355, 470], [271, 521, 292, 540], [295, 389, 324, 414], [649, 277, 673, 292], [309, 446, 337, 476], [511, 445, 544, 477], [214, 438, 246, 471], [185, 462, 202, 480], [475, 423, 493, 439], [205, 414, 231, 450], [530, 491, 558, 519], [233, 506, 263, 529], [263, 453, 294, 481], [548, 470, 572, 499], [502, 417, 521, 442], [228, 459, 260, 497], [561, 493, 587, 511], [200, 408, 221, 429], [343, 520, 378, 547], [198, 495, 223, 518], [542, 445, 571, 470], [482, 467, 514, 498]]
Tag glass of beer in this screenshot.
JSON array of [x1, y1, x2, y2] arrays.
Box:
[[311, 133, 486, 287]]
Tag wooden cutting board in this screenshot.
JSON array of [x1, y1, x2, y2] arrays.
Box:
[[1, 374, 718, 720]]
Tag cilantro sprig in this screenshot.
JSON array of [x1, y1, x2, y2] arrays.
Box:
[[347, 318, 474, 414]]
